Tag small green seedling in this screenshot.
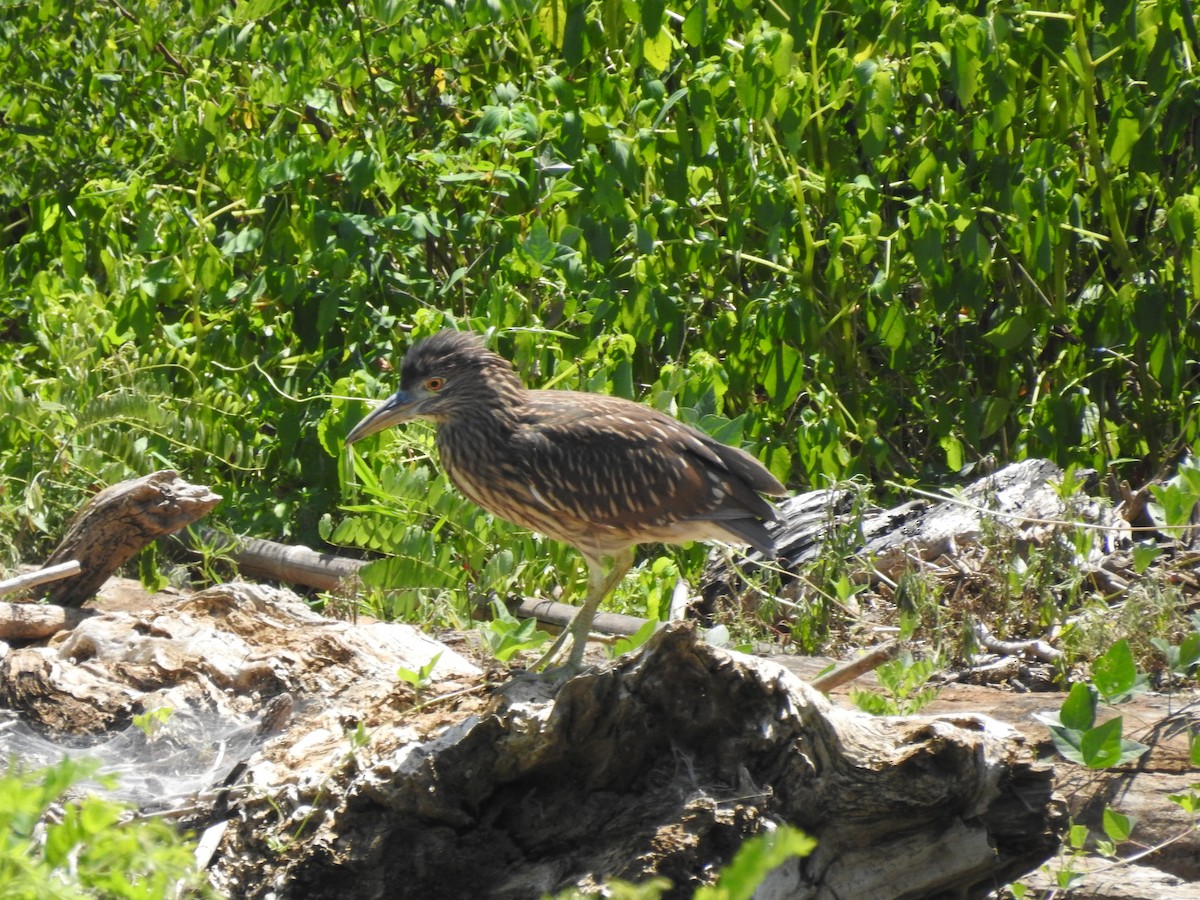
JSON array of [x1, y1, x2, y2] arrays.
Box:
[[610, 618, 659, 658], [694, 825, 816, 900], [132, 706, 174, 741], [1036, 681, 1149, 769], [1091, 639, 1149, 704], [478, 599, 550, 662], [851, 651, 941, 716], [397, 652, 442, 697], [1151, 613, 1200, 681]]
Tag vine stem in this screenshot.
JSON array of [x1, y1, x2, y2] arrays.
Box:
[[1072, 0, 1133, 275]]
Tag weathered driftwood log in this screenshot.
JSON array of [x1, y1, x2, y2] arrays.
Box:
[[210, 623, 1061, 900], [44, 471, 221, 607], [0, 582, 1063, 897], [0, 583, 478, 736], [700, 458, 1107, 612]]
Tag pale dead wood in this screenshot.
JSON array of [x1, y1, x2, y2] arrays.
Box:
[[0, 600, 95, 641], [809, 640, 900, 692], [0, 577, 1062, 898], [0, 561, 81, 598], [973, 621, 1065, 664], [0, 582, 480, 737], [45, 471, 221, 607], [4, 577, 1195, 898]]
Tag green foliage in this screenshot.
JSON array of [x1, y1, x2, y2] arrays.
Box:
[[1152, 614, 1200, 680], [0, 757, 214, 899], [131, 706, 174, 742], [1091, 638, 1150, 703], [610, 618, 659, 659], [1148, 458, 1200, 530], [850, 650, 941, 716], [2, 0, 1199, 625], [1014, 804, 1140, 895], [1039, 677, 1150, 769], [477, 599, 551, 662], [694, 825, 816, 900], [1168, 733, 1200, 816]]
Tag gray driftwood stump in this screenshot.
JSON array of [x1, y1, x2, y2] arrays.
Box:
[[43, 470, 221, 607]]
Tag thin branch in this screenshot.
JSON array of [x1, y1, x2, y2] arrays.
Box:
[[0, 561, 81, 598], [112, 2, 188, 75], [811, 641, 900, 692]]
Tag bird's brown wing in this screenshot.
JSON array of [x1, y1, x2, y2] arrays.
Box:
[[509, 392, 780, 553]]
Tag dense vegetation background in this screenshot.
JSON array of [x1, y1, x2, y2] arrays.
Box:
[[2, 0, 1197, 628]]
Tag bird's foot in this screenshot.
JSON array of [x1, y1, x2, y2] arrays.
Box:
[[498, 638, 591, 692], [531, 660, 588, 682], [493, 660, 588, 702]]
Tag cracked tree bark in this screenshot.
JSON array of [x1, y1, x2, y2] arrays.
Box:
[[42, 470, 221, 607]]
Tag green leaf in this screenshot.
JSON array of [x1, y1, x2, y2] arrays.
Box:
[[1059, 682, 1097, 731], [1093, 639, 1147, 703], [1080, 717, 1124, 768], [1168, 790, 1200, 815], [1180, 633, 1200, 672], [612, 618, 658, 657], [1131, 540, 1160, 574], [221, 226, 264, 256], [1101, 806, 1134, 842], [761, 343, 804, 410], [1148, 482, 1198, 529], [643, 28, 672, 71], [1079, 717, 1149, 769], [534, 0, 567, 47], [982, 315, 1032, 351], [1046, 724, 1086, 765], [682, 1, 707, 46], [876, 300, 907, 350], [1106, 116, 1141, 167], [940, 435, 964, 472], [477, 600, 550, 662], [398, 651, 441, 691], [694, 826, 816, 900], [640, 0, 666, 37], [1068, 823, 1090, 850], [524, 219, 556, 265]]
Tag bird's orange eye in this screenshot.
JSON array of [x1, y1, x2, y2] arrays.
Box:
[[425, 377, 445, 391]]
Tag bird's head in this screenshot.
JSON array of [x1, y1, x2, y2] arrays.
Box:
[[345, 331, 521, 444]]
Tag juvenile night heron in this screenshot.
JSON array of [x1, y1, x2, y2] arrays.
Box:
[[345, 330, 785, 672]]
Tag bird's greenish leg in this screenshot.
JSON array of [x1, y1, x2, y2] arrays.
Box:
[[533, 548, 635, 674]]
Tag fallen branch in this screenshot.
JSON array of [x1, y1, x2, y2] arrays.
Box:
[[810, 640, 900, 692], [973, 621, 1064, 664], [0, 561, 81, 598], [190, 529, 367, 593], [509, 596, 648, 638]]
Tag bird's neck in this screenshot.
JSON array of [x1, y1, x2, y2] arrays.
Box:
[[438, 385, 529, 437], [434, 388, 529, 492]]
